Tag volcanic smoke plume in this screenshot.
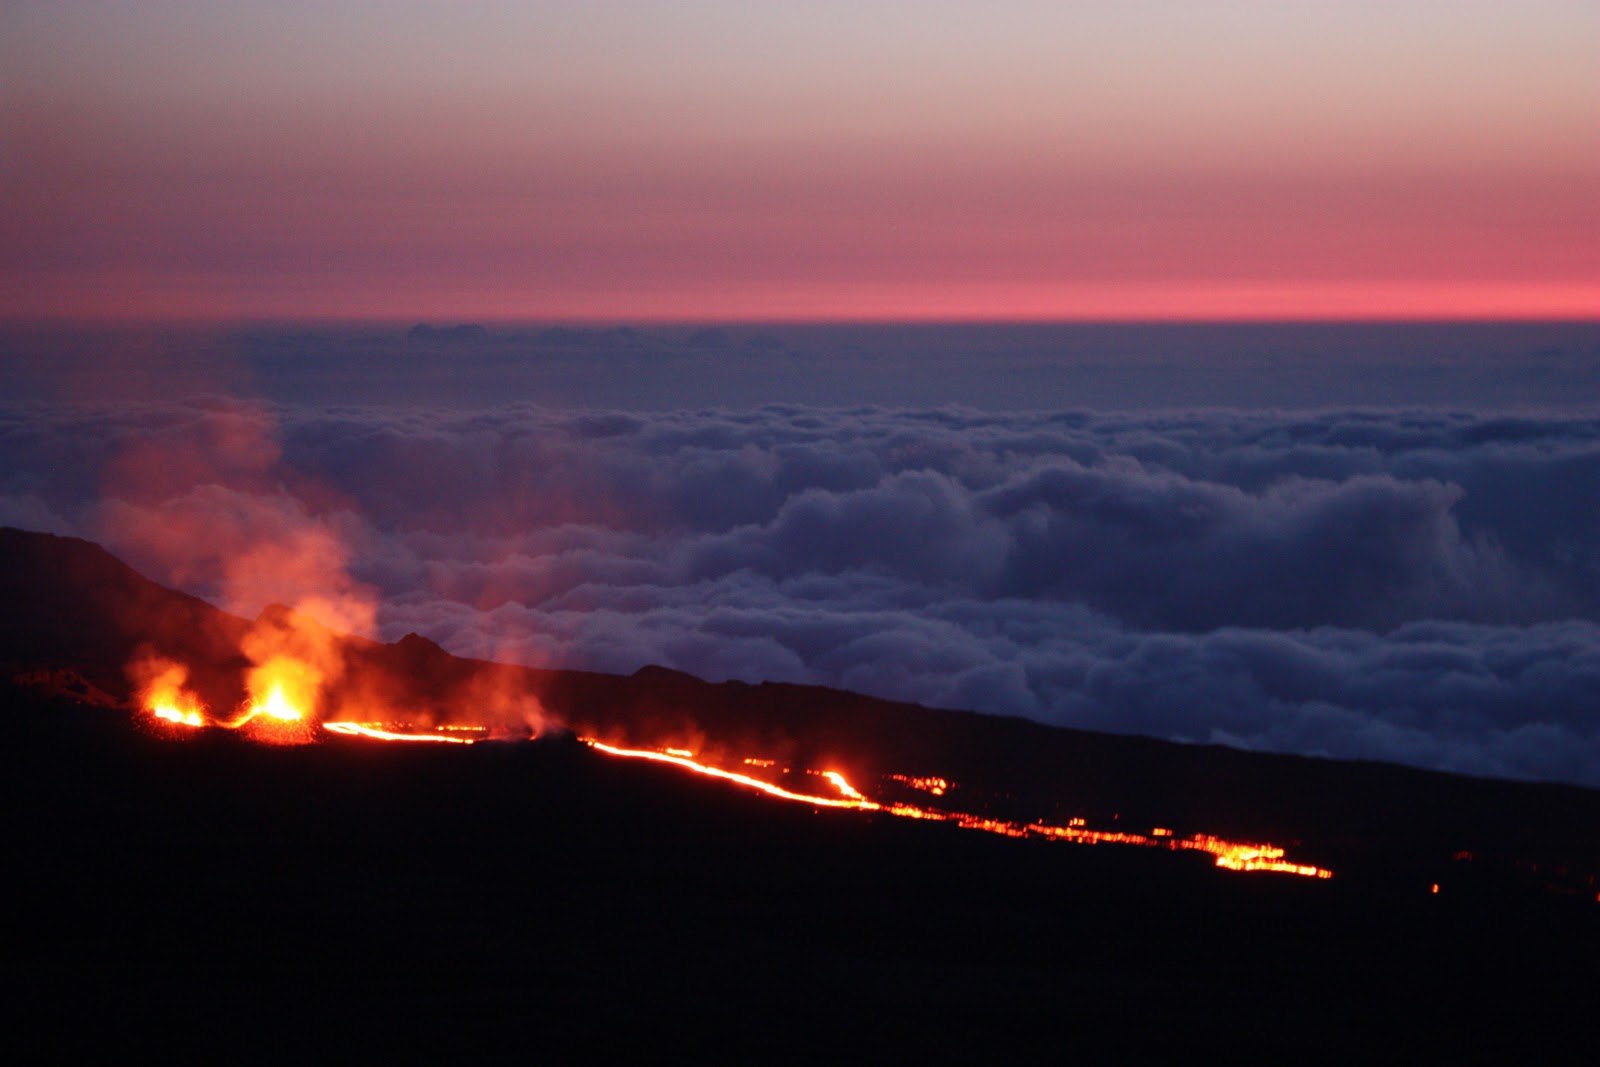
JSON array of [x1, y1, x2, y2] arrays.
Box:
[[89, 398, 399, 738]]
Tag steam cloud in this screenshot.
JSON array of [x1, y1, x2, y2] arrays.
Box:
[[3, 400, 1597, 785]]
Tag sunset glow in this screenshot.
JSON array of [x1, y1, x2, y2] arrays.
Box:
[[4, 3, 1595, 323]]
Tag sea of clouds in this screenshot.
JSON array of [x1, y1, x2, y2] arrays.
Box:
[[3, 396, 1597, 786]]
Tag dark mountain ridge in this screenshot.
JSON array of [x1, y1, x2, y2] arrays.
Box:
[[4, 524, 1598, 895], [6, 524, 1593, 895]]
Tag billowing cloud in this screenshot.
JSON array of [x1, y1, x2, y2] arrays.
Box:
[[3, 399, 1597, 785]]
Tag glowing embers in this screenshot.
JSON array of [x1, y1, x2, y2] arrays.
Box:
[[1185, 836, 1333, 878], [890, 774, 950, 797]]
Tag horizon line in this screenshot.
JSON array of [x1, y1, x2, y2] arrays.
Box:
[[5, 313, 1600, 331]]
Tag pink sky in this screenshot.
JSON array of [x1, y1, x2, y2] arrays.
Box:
[[3, 2, 1596, 322]]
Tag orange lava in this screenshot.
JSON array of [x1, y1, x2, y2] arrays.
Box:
[[214, 681, 315, 745], [323, 721, 476, 744], [137, 672, 315, 744], [152, 702, 206, 728], [890, 774, 950, 796], [585, 740, 1333, 879], [131, 654, 1329, 878], [222, 682, 302, 728], [584, 740, 873, 809], [134, 656, 208, 729], [821, 770, 870, 802]]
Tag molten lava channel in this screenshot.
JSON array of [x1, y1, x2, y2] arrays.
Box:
[[322, 721, 477, 744], [137, 668, 1331, 879], [582, 742, 1331, 879]]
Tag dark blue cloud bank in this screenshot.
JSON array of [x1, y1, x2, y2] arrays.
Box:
[[3, 399, 1597, 786]]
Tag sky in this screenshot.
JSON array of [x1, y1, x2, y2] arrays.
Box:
[[3, 1, 1597, 322]]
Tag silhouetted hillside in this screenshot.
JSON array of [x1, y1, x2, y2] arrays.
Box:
[[4, 525, 1599, 896], [4, 525, 1598, 1058]]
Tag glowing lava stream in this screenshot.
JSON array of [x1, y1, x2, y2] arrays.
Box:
[[584, 740, 1332, 878], [140, 684, 482, 745], [584, 740, 875, 809], [137, 679, 1329, 877], [322, 722, 475, 744], [152, 702, 205, 728]]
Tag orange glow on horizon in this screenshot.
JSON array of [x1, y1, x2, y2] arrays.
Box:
[[8, 278, 1596, 326]]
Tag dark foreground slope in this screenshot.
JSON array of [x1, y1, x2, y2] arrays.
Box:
[[7, 686, 1598, 1063], [4, 527, 1599, 1059]]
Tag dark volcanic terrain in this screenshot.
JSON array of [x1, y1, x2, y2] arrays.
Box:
[[4, 526, 1597, 1061]]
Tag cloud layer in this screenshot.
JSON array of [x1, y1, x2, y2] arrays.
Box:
[[3, 400, 1597, 785]]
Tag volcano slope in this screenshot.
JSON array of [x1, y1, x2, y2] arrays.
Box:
[[3, 526, 1597, 1060]]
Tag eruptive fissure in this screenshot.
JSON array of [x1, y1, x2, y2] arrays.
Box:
[[135, 656, 1332, 880]]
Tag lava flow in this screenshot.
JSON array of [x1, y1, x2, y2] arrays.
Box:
[[582, 740, 1332, 879], [584, 741, 871, 808], [135, 656, 1331, 879], [322, 722, 483, 744]]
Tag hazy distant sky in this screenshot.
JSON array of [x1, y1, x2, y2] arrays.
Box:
[[3, 2, 1597, 321]]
